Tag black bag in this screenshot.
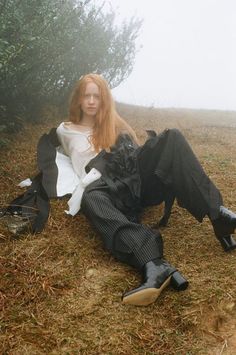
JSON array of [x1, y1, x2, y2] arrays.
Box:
[[0, 173, 50, 234]]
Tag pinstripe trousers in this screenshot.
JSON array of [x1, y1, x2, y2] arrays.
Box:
[[81, 129, 223, 270], [81, 181, 164, 269]]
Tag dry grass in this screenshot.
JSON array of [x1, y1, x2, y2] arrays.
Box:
[[1, 104, 236, 354]]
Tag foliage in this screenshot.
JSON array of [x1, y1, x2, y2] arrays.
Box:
[[0, 0, 142, 130]]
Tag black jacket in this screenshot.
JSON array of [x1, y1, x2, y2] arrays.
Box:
[[3, 129, 153, 232]]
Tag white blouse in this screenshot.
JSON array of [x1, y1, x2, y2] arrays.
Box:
[[56, 122, 97, 179], [55, 122, 101, 216]]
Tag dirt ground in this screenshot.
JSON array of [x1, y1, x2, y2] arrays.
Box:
[[0, 105, 236, 354]]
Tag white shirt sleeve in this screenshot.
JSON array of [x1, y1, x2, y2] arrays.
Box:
[[65, 168, 101, 216]]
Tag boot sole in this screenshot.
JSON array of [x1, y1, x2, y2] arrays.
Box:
[[122, 276, 172, 306]]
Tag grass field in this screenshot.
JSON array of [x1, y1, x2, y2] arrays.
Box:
[[1, 103, 236, 354]]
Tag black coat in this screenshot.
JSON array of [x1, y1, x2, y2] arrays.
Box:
[[3, 129, 153, 232]]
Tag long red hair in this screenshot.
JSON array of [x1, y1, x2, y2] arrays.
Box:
[[69, 73, 138, 151]]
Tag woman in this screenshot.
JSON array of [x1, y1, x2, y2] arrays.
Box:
[[6, 73, 235, 306], [53, 73, 236, 306]]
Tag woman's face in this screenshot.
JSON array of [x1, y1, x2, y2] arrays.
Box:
[[80, 82, 101, 118]]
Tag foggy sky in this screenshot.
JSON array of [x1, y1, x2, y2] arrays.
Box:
[[107, 0, 236, 110]]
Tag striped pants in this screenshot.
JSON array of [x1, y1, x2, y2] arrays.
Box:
[[81, 129, 223, 270]]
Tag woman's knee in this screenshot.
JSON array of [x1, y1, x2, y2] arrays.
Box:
[[167, 128, 183, 138], [166, 128, 187, 146]]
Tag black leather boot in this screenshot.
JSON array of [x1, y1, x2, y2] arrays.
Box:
[[122, 259, 188, 306], [211, 206, 236, 252], [217, 235, 236, 252]]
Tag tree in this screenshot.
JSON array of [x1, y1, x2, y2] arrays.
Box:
[[0, 0, 142, 131]]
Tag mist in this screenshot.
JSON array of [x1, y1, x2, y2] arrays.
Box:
[[109, 0, 236, 111]]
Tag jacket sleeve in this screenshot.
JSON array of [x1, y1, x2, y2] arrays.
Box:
[[85, 149, 107, 174], [85, 133, 138, 174], [37, 128, 59, 198]]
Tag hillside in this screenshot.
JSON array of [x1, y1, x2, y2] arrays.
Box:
[[1, 104, 236, 354]]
